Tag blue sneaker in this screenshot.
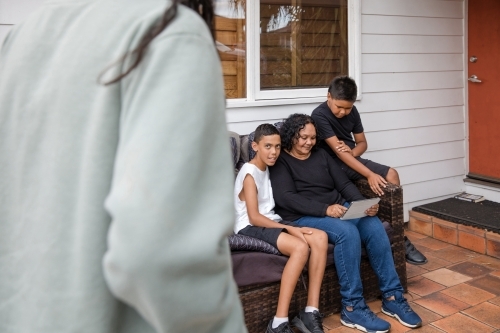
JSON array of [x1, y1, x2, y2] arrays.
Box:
[[340, 300, 390, 333], [381, 291, 422, 328]]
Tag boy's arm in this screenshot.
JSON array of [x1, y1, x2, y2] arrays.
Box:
[[334, 132, 367, 158], [352, 132, 368, 157], [324, 135, 387, 196], [241, 174, 313, 243]]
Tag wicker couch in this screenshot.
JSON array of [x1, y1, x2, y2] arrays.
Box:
[[228, 132, 407, 333]]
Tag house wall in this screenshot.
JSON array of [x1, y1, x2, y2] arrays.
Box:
[[1, 0, 467, 221], [227, 0, 467, 221]]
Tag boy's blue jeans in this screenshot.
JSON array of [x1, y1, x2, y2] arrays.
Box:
[[295, 213, 404, 307]]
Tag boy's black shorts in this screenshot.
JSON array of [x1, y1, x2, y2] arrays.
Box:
[[335, 157, 390, 181], [238, 221, 298, 249]]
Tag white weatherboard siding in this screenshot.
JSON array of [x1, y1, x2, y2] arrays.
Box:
[[363, 54, 464, 73], [360, 0, 465, 220], [361, 0, 463, 18], [227, 0, 466, 221], [3, 0, 467, 221]]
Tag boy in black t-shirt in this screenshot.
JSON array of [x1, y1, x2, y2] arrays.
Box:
[[311, 75, 427, 265], [311, 76, 398, 196]]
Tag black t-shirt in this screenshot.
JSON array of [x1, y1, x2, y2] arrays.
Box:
[[269, 149, 365, 221], [311, 101, 364, 159]]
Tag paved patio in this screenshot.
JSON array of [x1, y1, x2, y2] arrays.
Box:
[[320, 230, 500, 333]]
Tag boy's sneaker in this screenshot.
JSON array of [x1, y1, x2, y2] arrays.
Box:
[[340, 299, 390, 333], [292, 309, 325, 333], [381, 291, 422, 328], [266, 319, 294, 333]]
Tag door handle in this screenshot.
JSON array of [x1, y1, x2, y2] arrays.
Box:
[[468, 75, 482, 83]]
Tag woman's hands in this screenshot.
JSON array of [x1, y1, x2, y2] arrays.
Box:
[[326, 203, 379, 218], [365, 204, 379, 217], [326, 204, 348, 218]]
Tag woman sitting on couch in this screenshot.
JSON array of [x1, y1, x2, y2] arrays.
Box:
[[269, 114, 422, 333]]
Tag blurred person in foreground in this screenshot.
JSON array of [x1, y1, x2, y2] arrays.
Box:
[[0, 1, 246, 332]]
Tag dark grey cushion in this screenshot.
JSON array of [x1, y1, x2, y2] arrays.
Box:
[[228, 233, 281, 255], [239, 135, 249, 164], [247, 131, 256, 160], [228, 131, 240, 168]]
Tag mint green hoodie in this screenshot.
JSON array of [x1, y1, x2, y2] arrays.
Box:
[[0, 1, 246, 332]]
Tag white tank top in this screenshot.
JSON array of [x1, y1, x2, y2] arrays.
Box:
[[234, 163, 282, 233]]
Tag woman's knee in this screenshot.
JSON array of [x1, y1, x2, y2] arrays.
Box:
[[360, 216, 386, 233], [335, 221, 360, 241], [297, 216, 359, 244], [359, 216, 390, 242]]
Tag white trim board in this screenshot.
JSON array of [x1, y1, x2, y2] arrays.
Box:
[[244, 0, 361, 103], [464, 182, 500, 203], [464, 0, 470, 176]]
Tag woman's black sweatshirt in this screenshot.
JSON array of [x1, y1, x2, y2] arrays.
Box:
[[269, 149, 365, 221]]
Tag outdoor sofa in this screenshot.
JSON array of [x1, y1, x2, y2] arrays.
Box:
[[227, 131, 407, 333]]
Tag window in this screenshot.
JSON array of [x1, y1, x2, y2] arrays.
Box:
[[260, 1, 348, 90], [214, 0, 246, 99], [214, 0, 360, 102]]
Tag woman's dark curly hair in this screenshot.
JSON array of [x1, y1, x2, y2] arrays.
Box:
[[280, 113, 318, 152]]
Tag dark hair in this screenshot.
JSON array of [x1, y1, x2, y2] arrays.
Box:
[[253, 124, 280, 143], [328, 75, 357, 102], [280, 114, 317, 152], [100, 0, 214, 85]]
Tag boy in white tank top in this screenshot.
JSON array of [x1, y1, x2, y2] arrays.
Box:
[[234, 124, 328, 333]]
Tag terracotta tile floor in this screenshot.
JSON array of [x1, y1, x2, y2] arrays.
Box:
[[320, 230, 500, 333]]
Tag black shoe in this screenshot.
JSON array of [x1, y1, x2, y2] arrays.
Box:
[[266, 319, 294, 333], [292, 310, 324, 333], [405, 236, 428, 265]]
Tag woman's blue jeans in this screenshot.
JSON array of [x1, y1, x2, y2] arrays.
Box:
[[295, 214, 404, 307]]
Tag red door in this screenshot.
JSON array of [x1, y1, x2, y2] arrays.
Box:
[[468, 0, 500, 183]]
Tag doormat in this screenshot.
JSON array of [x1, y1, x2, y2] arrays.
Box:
[[412, 198, 500, 234]]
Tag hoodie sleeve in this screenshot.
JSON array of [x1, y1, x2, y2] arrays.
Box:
[[102, 15, 246, 333]]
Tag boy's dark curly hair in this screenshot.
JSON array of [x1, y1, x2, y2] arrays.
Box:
[[280, 113, 318, 152]]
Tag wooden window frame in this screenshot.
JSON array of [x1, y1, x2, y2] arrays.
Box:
[[227, 0, 361, 107]]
